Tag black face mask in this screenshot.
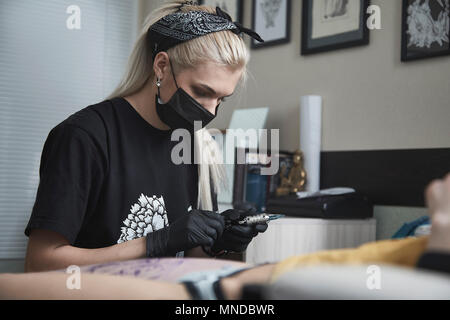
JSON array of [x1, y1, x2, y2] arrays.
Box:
[[155, 59, 219, 133]]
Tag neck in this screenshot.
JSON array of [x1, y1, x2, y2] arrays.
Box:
[[123, 80, 170, 131]]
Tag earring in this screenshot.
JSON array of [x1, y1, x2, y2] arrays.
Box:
[[156, 78, 161, 88]]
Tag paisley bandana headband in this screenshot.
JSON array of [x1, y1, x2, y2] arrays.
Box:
[[147, 5, 264, 61]]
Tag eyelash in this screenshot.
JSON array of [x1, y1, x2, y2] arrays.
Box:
[[195, 90, 228, 103]]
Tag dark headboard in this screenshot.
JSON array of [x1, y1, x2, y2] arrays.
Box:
[[320, 148, 450, 207]]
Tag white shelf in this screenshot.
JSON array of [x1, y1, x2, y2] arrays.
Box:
[[245, 217, 376, 264]]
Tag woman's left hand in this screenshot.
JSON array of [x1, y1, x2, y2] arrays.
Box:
[[208, 203, 268, 254], [211, 223, 268, 254]]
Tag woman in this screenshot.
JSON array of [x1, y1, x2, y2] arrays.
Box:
[[2, 173, 450, 300], [23, 0, 267, 272]]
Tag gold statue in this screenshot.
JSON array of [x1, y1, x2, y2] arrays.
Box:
[[276, 150, 307, 197]]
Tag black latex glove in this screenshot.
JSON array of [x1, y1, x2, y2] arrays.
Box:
[[146, 209, 225, 257], [209, 202, 268, 254]]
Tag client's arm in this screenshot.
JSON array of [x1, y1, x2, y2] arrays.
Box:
[[0, 271, 190, 300]]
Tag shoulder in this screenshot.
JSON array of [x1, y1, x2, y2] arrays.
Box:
[[63, 99, 114, 140], [48, 99, 117, 165]]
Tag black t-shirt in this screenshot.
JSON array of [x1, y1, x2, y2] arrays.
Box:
[[24, 97, 201, 251]]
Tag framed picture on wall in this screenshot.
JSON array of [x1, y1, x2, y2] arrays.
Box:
[[232, 147, 285, 212], [199, 0, 244, 23], [251, 0, 292, 49], [401, 0, 450, 62], [301, 0, 370, 55]]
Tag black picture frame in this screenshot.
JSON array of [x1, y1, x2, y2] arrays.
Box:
[[301, 0, 370, 55], [251, 0, 292, 49], [401, 0, 450, 62], [232, 148, 293, 208], [199, 0, 244, 24]]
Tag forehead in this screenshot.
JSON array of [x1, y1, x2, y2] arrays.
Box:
[[178, 61, 243, 94]]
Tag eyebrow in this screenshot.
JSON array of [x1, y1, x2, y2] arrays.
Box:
[[195, 83, 234, 98]]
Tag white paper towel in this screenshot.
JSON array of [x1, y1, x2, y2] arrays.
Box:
[[300, 95, 322, 193]]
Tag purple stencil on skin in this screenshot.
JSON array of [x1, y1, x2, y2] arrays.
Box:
[[69, 258, 248, 283]]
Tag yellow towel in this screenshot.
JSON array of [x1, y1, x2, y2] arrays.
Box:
[[270, 236, 429, 282]]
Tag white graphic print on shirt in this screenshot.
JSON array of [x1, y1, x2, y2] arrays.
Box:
[[117, 193, 192, 244]]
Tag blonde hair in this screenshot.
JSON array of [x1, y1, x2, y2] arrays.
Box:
[[106, 0, 251, 210]]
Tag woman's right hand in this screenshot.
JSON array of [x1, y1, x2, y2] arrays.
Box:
[[167, 209, 225, 252], [146, 209, 225, 257]]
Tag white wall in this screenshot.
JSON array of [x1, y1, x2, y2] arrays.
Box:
[[213, 0, 450, 151]]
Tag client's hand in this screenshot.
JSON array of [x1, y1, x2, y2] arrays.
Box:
[[208, 202, 268, 255], [425, 173, 450, 252], [426, 173, 450, 224]]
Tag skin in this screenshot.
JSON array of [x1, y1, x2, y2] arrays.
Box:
[[9, 174, 449, 299], [25, 52, 244, 272], [424, 173, 450, 254]]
